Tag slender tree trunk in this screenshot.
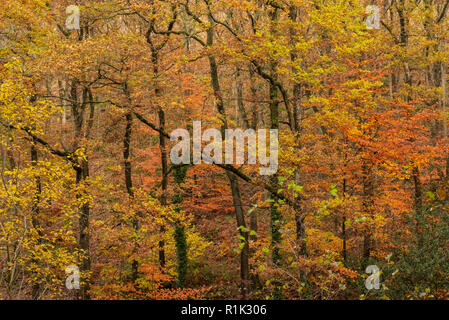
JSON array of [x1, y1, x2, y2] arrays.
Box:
[[268, 7, 282, 268], [172, 166, 188, 288], [158, 108, 167, 269], [342, 178, 347, 264], [75, 159, 90, 300], [442, 61, 449, 178], [149, 40, 167, 270], [123, 112, 139, 283], [70, 81, 93, 300], [30, 139, 42, 300], [269, 79, 281, 266], [207, 16, 249, 298], [361, 161, 374, 267], [289, 4, 307, 259]]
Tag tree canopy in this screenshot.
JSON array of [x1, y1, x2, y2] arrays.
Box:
[[0, 0, 448, 300]]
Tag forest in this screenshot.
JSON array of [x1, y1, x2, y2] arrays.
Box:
[[0, 0, 448, 300]]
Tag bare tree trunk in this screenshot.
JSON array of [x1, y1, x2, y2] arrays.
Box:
[[361, 161, 374, 267], [342, 178, 347, 264], [289, 4, 307, 259], [30, 138, 42, 300], [123, 112, 139, 283], [158, 108, 167, 269], [268, 7, 282, 270], [75, 159, 90, 300], [442, 61, 449, 178], [207, 16, 249, 298], [147, 27, 168, 269], [70, 80, 94, 300]]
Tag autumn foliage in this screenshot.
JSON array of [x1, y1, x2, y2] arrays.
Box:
[[0, 0, 448, 300]]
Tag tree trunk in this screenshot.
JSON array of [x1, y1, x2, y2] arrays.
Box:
[[361, 161, 374, 267], [207, 16, 250, 298], [30, 139, 42, 300], [158, 108, 167, 269], [75, 159, 90, 300], [123, 112, 139, 283]]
